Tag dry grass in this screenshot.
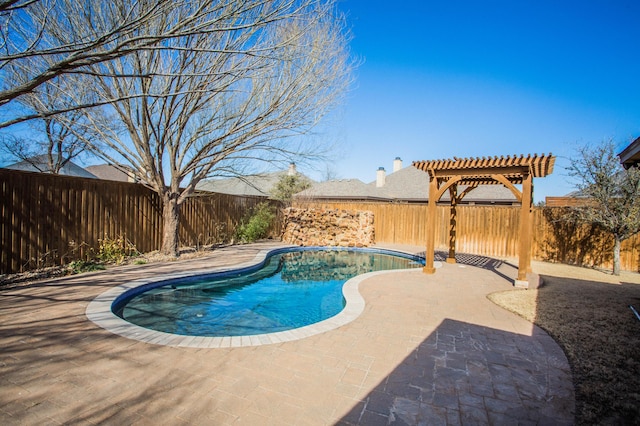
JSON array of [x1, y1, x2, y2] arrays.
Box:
[[489, 262, 640, 425]]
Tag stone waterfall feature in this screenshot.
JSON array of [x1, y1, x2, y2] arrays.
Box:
[[281, 208, 374, 247]]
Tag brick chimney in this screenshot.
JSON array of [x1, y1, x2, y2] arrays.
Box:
[[393, 157, 403, 173], [287, 162, 297, 176], [376, 167, 386, 187]]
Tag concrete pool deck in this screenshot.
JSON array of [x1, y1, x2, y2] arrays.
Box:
[[0, 242, 574, 424]]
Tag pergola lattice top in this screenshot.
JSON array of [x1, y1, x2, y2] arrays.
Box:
[[413, 153, 555, 185]]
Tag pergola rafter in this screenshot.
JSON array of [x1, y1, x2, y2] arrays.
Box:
[[413, 153, 555, 286]]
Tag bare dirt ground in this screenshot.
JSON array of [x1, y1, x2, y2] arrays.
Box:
[[489, 261, 640, 425]]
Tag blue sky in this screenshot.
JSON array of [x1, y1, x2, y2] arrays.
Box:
[[324, 0, 640, 202], [2, 1, 638, 203]]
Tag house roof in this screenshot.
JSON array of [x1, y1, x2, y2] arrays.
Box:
[[3, 155, 97, 179], [295, 165, 518, 204], [197, 172, 286, 197], [296, 179, 387, 201], [85, 164, 132, 182], [619, 136, 640, 169], [368, 166, 429, 201], [196, 164, 313, 197]]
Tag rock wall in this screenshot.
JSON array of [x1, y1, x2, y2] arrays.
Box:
[[281, 207, 374, 247]]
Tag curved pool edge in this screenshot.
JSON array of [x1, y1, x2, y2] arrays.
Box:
[[86, 245, 434, 348]]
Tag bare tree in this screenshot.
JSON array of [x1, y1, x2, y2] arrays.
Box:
[[0, 0, 317, 128], [69, 0, 353, 256], [567, 139, 640, 275], [0, 64, 98, 172]]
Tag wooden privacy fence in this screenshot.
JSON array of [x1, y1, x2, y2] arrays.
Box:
[[179, 192, 282, 248], [0, 169, 278, 274], [2, 168, 638, 274], [293, 201, 640, 272]]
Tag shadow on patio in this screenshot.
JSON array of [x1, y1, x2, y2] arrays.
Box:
[[336, 318, 574, 425], [490, 269, 640, 424]]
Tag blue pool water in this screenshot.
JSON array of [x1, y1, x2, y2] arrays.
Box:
[[112, 248, 423, 337]]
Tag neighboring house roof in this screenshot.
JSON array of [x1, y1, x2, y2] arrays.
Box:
[[3, 155, 97, 179], [296, 179, 387, 201], [619, 136, 640, 169], [197, 172, 285, 197], [196, 164, 313, 197], [295, 163, 518, 205], [457, 184, 519, 204], [368, 166, 429, 201], [85, 164, 133, 182]]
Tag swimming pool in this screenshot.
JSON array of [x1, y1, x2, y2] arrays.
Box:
[[86, 246, 426, 347]]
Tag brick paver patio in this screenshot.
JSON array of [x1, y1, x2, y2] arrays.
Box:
[[0, 242, 574, 424]]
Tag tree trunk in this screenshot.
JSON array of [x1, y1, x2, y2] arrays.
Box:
[[161, 192, 180, 257], [612, 236, 621, 276]]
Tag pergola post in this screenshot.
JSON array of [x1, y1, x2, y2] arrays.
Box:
[[423, 173, 438, 274], [516, 170, 533, 285], [414, 154, 555, 286], [447, 184, 458, 264]]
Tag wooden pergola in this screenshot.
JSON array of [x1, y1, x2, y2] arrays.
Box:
[[413, 154, 555, 286]]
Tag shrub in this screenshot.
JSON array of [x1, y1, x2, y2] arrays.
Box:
[[68, 260, 106, 274], [97, 235, 139, 264], [235, 202, 276, 243]]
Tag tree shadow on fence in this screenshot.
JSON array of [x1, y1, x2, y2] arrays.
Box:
[[539, 207, 612, 268]]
